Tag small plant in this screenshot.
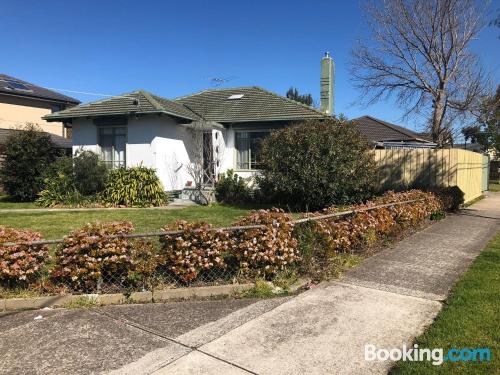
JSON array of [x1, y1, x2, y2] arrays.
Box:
[[242, 279, 276, 298], [160, 221, 232, 283], [0, 226, 50, 285], [73, 150, 108, 196], [50, 221, 137, 292], [232, 208, 300, 278], [215, 169, 252, 204], [102, 166, 168, 207], [36, 151, 107, 207]]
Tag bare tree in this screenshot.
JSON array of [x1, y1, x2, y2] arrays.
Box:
[[351, 0, 489, 145]]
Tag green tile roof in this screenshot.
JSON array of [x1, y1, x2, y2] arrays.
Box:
[[174, 86, 327, 122], [44, 86, 327, 123], [44, 90, 198, 121]]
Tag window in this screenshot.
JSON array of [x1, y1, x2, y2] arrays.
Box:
[[98, 127, 126, 168], [235, 131, 268, 170]]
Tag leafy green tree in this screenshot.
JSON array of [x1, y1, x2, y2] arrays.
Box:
[[257, 118, 377, 210], [476, 85, 500, 156], [286, 87, 314, 106], [0, 124, 59, 201]]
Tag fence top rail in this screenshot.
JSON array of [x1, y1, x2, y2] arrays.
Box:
[[0, 199, 425, 247]]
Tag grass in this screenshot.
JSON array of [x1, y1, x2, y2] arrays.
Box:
[[489, 180, 500, 192], [0, 195, 39, 209], [390, 232, 500, 374], [0, 204, 255, 239]]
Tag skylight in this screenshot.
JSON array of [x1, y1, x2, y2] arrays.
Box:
[[227, 94, 244, 100]]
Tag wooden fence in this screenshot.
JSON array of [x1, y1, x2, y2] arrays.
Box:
[[374, 148, 485, 203]]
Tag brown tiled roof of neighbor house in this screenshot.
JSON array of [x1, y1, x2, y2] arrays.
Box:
[[44, 90, 199, 122], [0, 128, 71, 149], [174, 86, 327, 122], [353, 116, 432, 143], [0, 74, 80, 104]]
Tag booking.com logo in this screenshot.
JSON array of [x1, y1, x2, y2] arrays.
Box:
[[365, 344, 491, 366]]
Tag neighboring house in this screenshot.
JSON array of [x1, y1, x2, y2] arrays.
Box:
[[0, 74, 79, 137], [353, 116, 436, 149]]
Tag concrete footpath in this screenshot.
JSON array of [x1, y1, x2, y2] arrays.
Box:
[[0, 193, 498, 375]]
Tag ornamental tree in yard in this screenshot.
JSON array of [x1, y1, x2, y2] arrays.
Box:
[[257, 118, 377, 210], [0, 124, 60, 201]]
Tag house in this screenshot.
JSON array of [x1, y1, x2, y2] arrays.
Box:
[[0, 74, 79, 137], [43, 54, 434, 192], [353, 116, 436, 149], [44, 87, 327, 191]]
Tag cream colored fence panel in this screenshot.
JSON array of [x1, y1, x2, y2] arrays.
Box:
[[374, 149, 483, 203]]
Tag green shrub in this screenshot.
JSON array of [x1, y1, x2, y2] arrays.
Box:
[[36, 152, 106, 207], [36, 157, 82, 207], [0, 226, 50, 285], [0, 124, 60, 201], [257, 118, 377, 210], [431, 186, 465, 211], [215, 169, 251, 204], [102, 166, 168, 207], [73, 150, 108, 195]]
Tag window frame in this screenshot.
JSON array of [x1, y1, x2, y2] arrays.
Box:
[[97, 125, 127, 169], [234, 129, 269, 171]]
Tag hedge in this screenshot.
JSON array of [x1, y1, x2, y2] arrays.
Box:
[[0, 189, 448, 293]]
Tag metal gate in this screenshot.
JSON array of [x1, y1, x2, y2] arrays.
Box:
[[482, 155, 490, 192]]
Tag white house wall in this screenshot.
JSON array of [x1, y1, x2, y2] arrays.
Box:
[[71, 115, 194, 191]]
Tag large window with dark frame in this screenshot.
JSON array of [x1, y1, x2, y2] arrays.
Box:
[[98, 127, 126, 168], [235, 131, 268, 170]]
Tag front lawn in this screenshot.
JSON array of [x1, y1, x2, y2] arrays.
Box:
[[0, 204, 255, 239], [391, 232, 500, 374], [0, 195, 39, 209], [489, 180, 500, 192]]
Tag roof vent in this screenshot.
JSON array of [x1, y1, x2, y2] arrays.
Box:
[[227, 94, 244, 100]]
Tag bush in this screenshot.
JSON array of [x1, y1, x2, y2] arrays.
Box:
[[102, 166, 167, 207], [36, 156, 84, 207], [215, 169, 252, 204], [232, 208, 300, 277], [160, 221, 231, 283], [257, 118, 377, 210], [0, 124, 60, 201], [299, 190, 442, 259], [431, 186, 465, 211], [0, 226, 50, 284], [73, 150, 108, 196], [37, 152, 108, 207], [50, 221, 138, 292]]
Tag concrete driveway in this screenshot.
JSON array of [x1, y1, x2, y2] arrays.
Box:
[[1, 193, 498, 375]]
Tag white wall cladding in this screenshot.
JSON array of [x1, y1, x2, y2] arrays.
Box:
[[71, 116, 264, 191], [72, 116, 194, 191]]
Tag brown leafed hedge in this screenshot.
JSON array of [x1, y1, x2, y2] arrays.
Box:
[[50, 221, 158, 292], [160, 221, 231, 283], [1, 189, 448, 292], [0, 226, 50, 284]]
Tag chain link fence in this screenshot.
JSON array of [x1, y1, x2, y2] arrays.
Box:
[[1, 198, 428, 299]]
